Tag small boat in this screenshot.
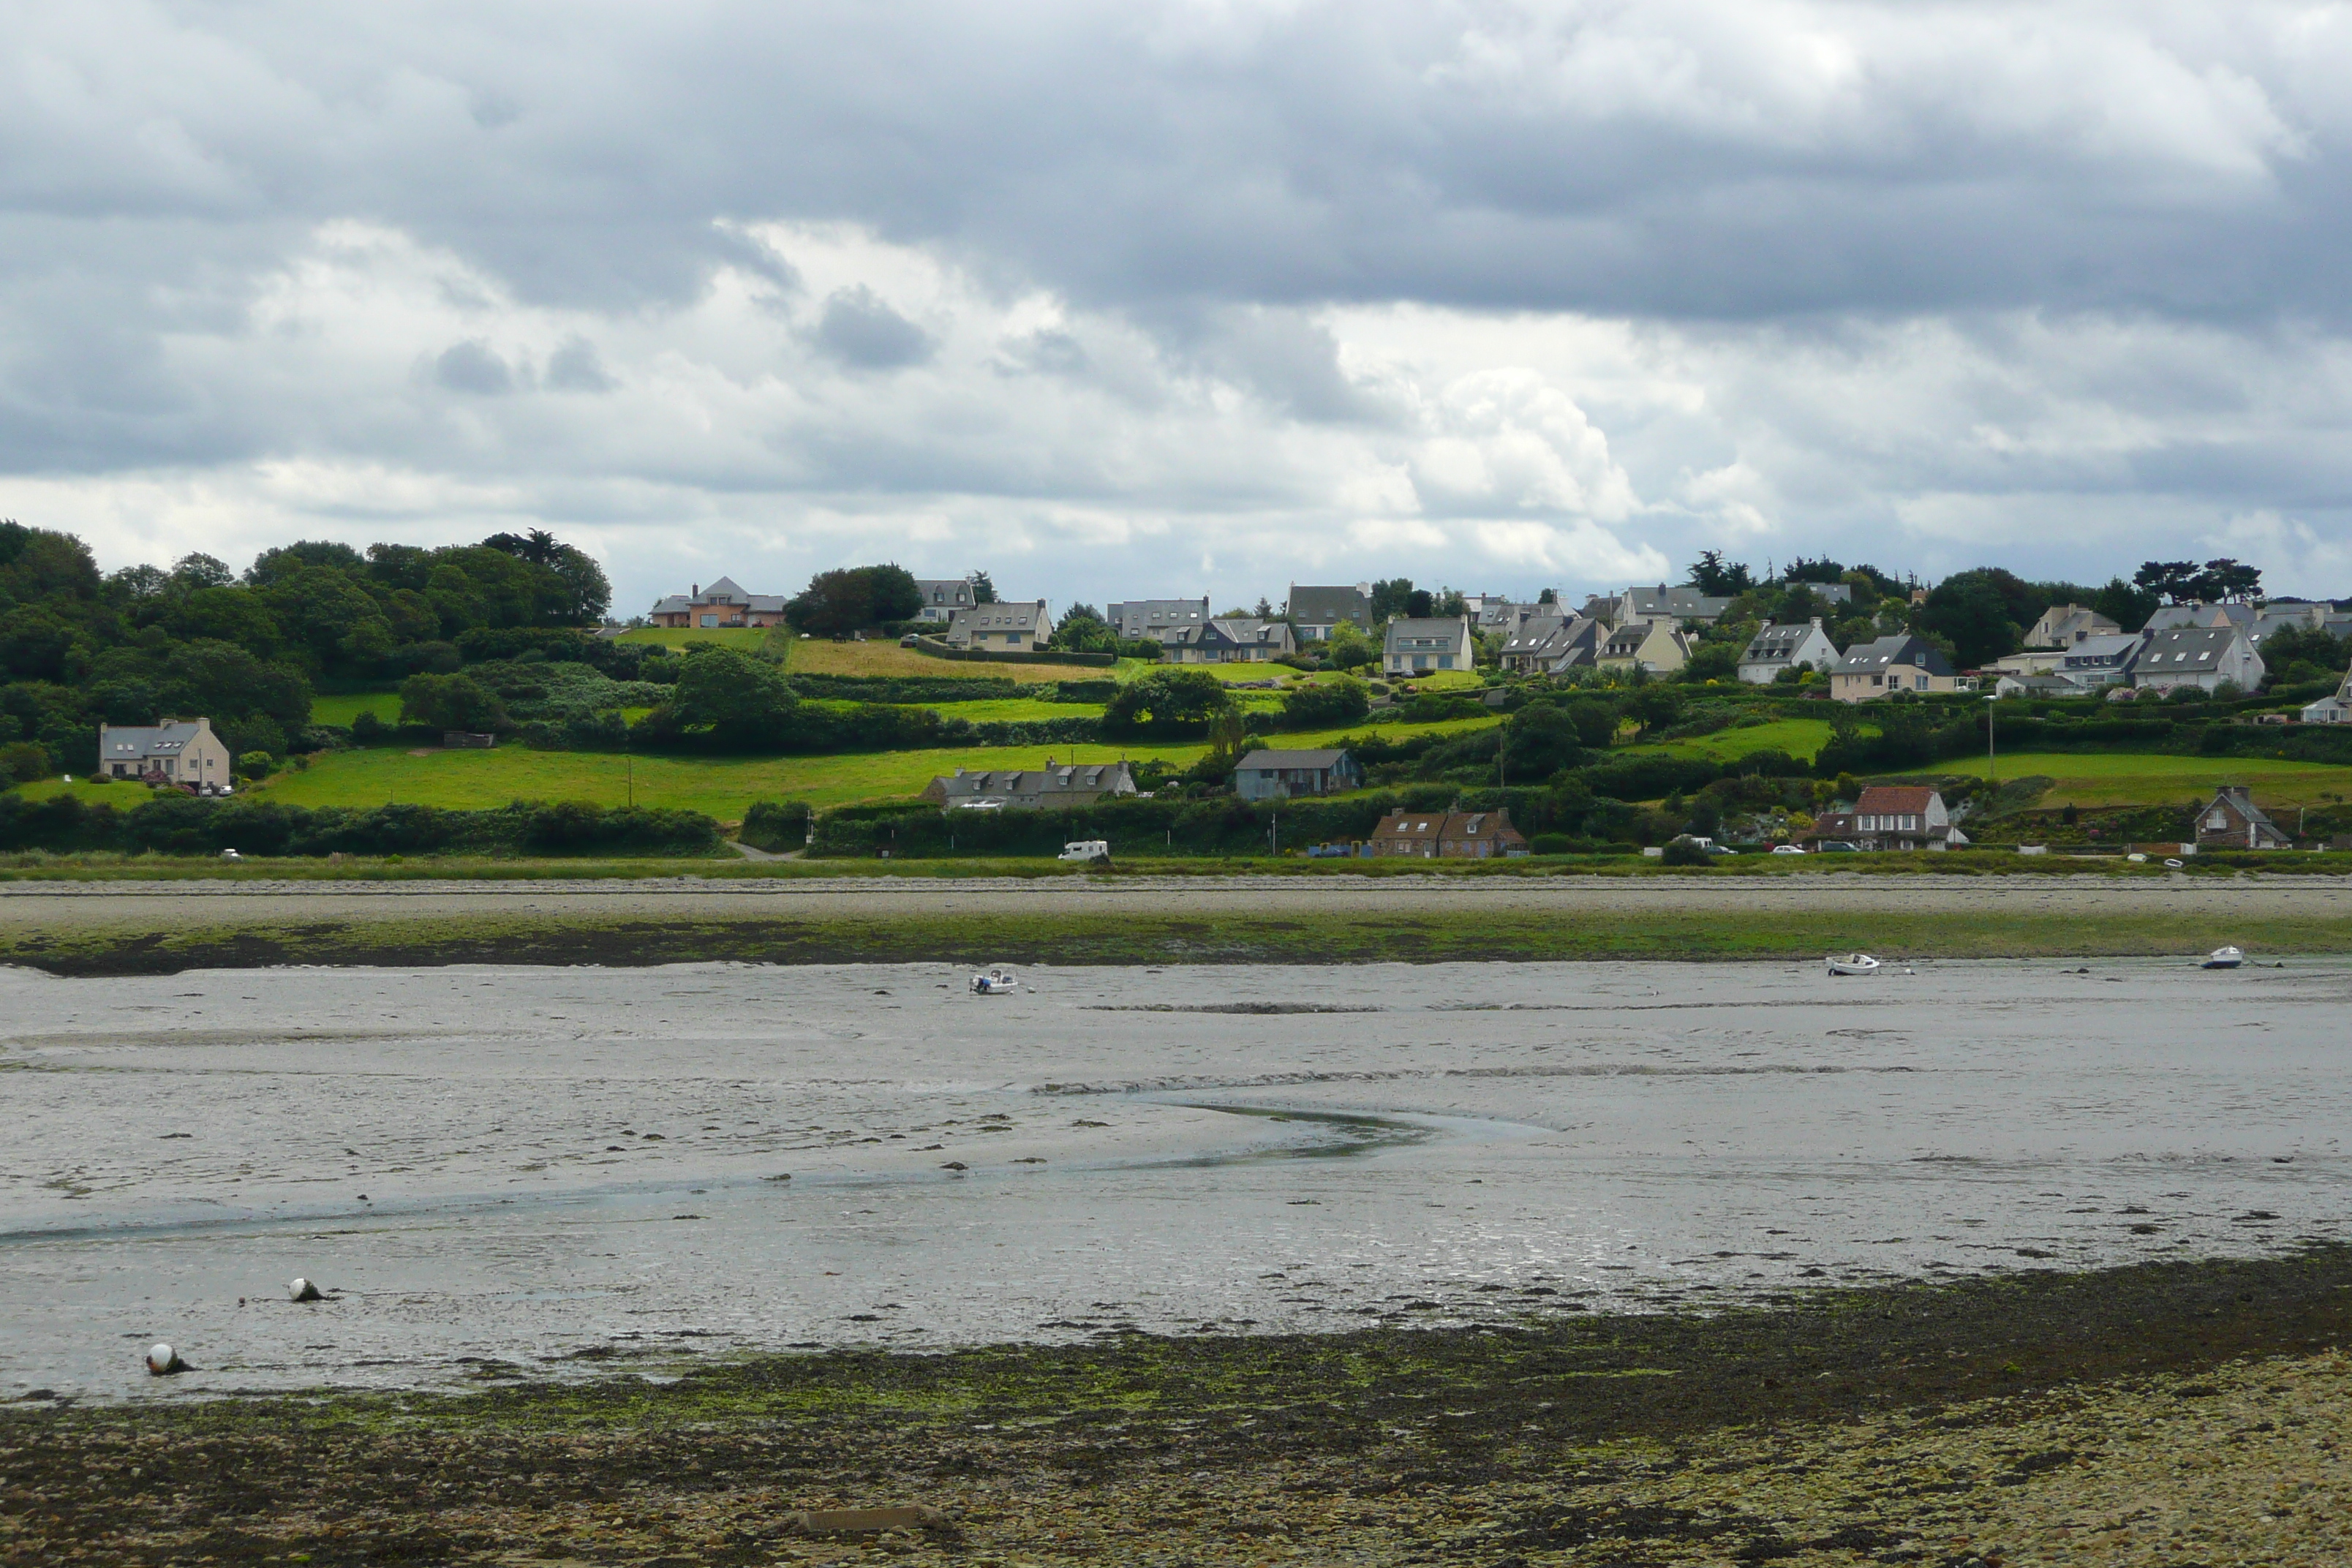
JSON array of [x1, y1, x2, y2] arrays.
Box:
[[2164, 858, 2185, 870], [969, 967, 1018, 995], [1826, 954, 1882, 976], [2202, 946, 2244, 970]]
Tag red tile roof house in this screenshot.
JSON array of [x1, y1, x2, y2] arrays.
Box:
[[1839, 785, 1967, 851], [1369, 807, 1529, 859]]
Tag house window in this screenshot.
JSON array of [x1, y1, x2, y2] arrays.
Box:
[[1005, 633, 1023, 645], [701, 614, 716, 627], [1438, 656, 1454, 670]]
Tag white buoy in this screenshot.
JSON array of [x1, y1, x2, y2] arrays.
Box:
[[289, 1277, 322, 1303], [145, 1343, 184, 1376]]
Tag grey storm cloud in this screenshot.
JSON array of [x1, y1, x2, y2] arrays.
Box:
[[3, 1, 2351, 611], [810, 287, 935, 371]]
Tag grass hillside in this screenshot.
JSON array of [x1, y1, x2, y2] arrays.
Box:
[[1942, 753, 2352, 810], [238, 717, 1498, 819]]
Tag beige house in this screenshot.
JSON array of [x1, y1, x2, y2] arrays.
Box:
[[1597, 619, 1691, 674], [1829, 634, 1961, 702], [2025, 604, 2122, 648], [99, 717, 235, 786], [1382, 615, 1475, 676], [946, 600, 1052, 651]]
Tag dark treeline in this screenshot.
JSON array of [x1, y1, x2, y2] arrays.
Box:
[[0, 520, 611, 773], [0, 791, 718, 858]]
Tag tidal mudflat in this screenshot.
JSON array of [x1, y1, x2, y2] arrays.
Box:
[[4, 956, 2345, 1400]]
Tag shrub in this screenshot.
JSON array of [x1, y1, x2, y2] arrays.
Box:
[[0, 739, 48, 784], [399, 671, 510, 731], [1277, 676, 1370, 731], [1660, 837, 1713, 867], [1529, 832, 1575, 855], [350, 710, 385, 742], [235, 750, 276, 780], [740, 799, 813, 853]]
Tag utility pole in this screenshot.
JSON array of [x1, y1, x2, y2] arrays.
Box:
[[1985, 694, 1998, 787]]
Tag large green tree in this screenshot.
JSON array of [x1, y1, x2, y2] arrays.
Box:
[[786, 565, 923, 634], [1102, 668, 1234, 734]]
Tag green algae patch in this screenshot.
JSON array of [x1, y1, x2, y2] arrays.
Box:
[[7, 900, 2352, 975]]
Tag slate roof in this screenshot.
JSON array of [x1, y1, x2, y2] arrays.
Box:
[[1235, 749, 1351, 771], [1833, 634, 1954, 676], [100, 718, 214, 762], [1287, 585, 1371, 627]]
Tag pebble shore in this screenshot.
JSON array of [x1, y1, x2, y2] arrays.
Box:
[[5, 1248, 2347, 1567]]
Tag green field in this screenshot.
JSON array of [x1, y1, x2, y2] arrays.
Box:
[[1643, 717, 1839, 763], [309, 690, 402, 726], [244, 717, 1499, 818], [1942, 752, 2352, 809]]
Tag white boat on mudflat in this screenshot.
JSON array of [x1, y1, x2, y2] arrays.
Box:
[[1826, 954, 1882, 976], [2202, 946, 2244, 970], [970, 967, 1019, 995]]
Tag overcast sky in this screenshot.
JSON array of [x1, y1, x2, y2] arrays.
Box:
[[7, 1, 2352, 616]]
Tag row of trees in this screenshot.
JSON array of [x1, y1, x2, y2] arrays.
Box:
[[0, 520, 611, 773]]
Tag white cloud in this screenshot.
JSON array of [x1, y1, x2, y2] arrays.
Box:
[[3, 2, 2352, 610]]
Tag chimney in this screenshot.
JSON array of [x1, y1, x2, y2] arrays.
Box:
[[692, 583, 699, 598], [1811, 617, 1823, 629]]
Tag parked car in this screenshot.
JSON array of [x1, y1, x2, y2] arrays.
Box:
[[1814, 840, 1860, 853], [1771, 844, 1806, 855], [900, 633, 921, 647], [1058, 839, 1111, 864]]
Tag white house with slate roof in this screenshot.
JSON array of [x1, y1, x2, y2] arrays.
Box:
[[2302, 670, 2352, 724], [1737, 619, 1839, 684], [649, 576, 788, 628], [913, 578, 976, 623], [1105, 597, 1210, 647], [2129, 625, 2264, 694], [1286, 584, 1372, 641], [99, 717, 233, 785]]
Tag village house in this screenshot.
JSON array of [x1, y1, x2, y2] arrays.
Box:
[[1831, 785, 1965, 851], [2058, 632, 2146, 687], [1105, 597, 1210, 647], [1165, 617, 1297, 663], [946, 600, 1052, 651], [2144, 600, 2256, 633], [648, 576, 788, 628], [2127, 625, 2264, 694], [1542, 616, 1605, 673], [1232, 748, 1362, 802], [1597, 618, 1692, 675], [97, 717, 235, 786], [1368, 807, 1528, 858], [2025, 603, 2122, 647], [1382, 615, 1475, 676], [2302, 669, 2352, 724], [1496, 613, 1566, 674], [1829, 633, 1961, 702], [1622, 583, 1736, 625], [920, 761, 1138, 811], [913, 578, 976, 623], [1286, 584, 1373, 641], [1737, 618, 1839, 684], [2195, 786, 2291, 850]]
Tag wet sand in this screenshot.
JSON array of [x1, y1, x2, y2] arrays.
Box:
[[5, 957, 2346, 1401]]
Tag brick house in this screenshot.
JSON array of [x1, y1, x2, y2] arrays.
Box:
[[1368, 807, 1528, 859], [648, 576, 787, 628], [1842, 785, 1964, 851], [2194, 786, 2291, 850]]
